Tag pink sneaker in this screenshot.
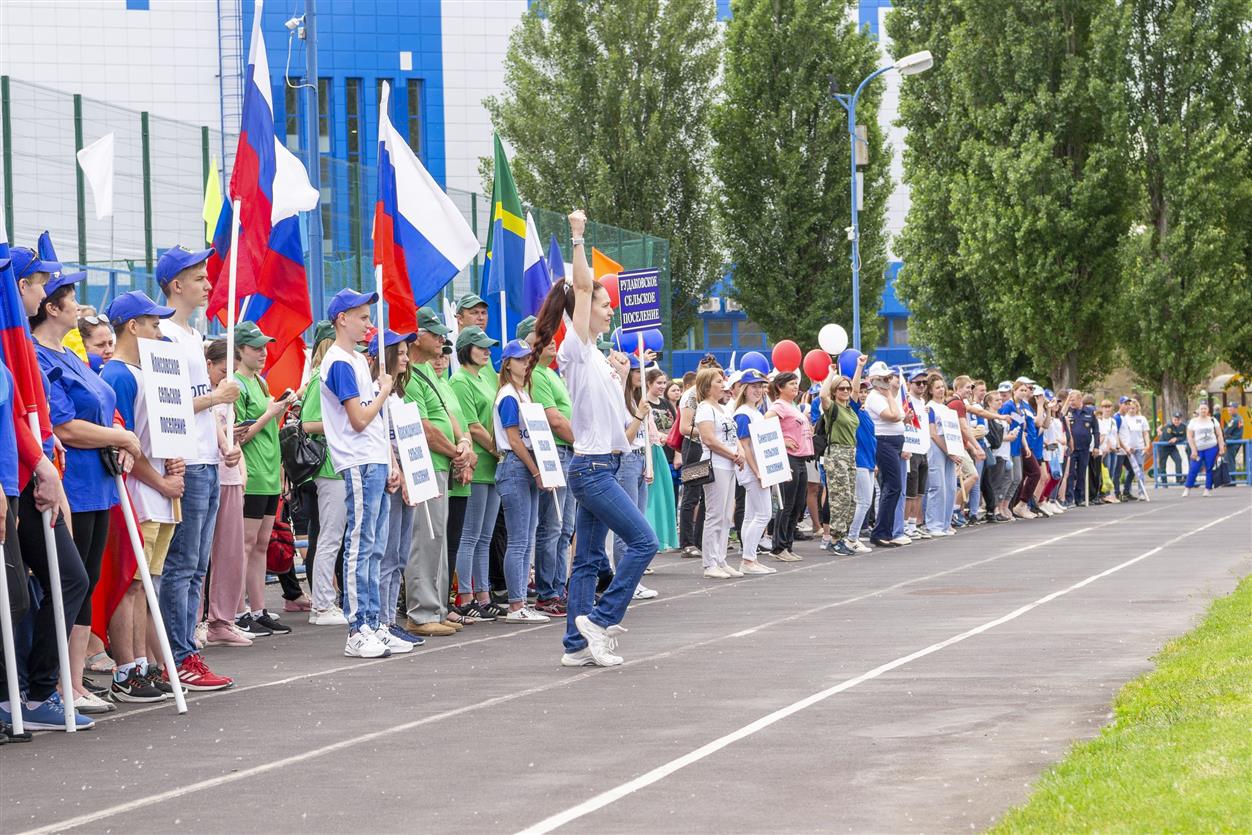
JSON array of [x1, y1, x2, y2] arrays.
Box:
[[282, 596, 313, 613], [206, 623, 253, 647]]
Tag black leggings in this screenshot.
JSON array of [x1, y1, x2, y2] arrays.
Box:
[[771, 455, 808, 553], [70, 509, 110, 626], [1017, 453, 1041, 505]]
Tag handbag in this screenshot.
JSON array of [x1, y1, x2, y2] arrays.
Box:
[[266, 499, 296, 574], [678, 418, 714, 487], [279, 418, 327, 488]]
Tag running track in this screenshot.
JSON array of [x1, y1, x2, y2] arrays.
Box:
[[3, 489, 1249, 834]]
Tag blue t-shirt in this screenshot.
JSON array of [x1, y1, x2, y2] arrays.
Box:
[[37, 344, 120, 512], [324, 359, 361, 403], [809, 398, 821, 425], [1021, 404, 1043, 459], [972, 413, 988, 451], [853, 400, 877, 470], [999, 400, 1024, 457], [734, 413, 753, 439], [0, 365, 18, 497], [101, 361, 139, 431]]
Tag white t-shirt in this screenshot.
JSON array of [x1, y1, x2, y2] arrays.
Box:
[[1118, 414, 1149, 451], [910, 394, 931, 438], [493, 382, 533, 451], [626, 398, 648, 450], [1098, 416, 1119, 453], [865, 389, 904, 436], [556, 328, 630, 455], [1188, 417, 1220, 450], [319, 344, 389, 472], [158, 318, 218, 465], [695, 400, 738, 471]]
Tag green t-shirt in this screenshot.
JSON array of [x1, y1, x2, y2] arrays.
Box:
[[299, 369, 340, 481], [448, 365, 498, 484], [235, 372, 281, 495], [826, 401, 860, 449], [530, 365, 573, 448]]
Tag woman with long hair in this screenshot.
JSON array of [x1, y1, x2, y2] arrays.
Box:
[[694, 368, 745, 578], [764, 371, 812, 561], [923, 375, 958, 537], [818, 355, 866, 555], [731, 369, 777, 574], [531, 210, 659, 667], [614, 358, 656, 590], [644, 368, 678, 551]]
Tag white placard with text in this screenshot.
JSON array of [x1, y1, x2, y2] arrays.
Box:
[[749, 416, 791, 488], [391, 399, 440, 505], [137, 336, 196, 460], [520, 402, 566, 489]]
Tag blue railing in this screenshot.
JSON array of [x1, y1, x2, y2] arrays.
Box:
[[1152, 439, 1249, 487]]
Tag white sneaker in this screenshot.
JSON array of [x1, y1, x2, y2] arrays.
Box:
[[309, 607, 349, 626], [560, 648, 596, 667], [848, 539, 872, 554], [704, 565, 730, 579], [739, 560, 776, 575], [373, 625, 414, 654], [632, 583, 659, 600], [759, 536, 773, 550], [344, 629, 390, 658], [1203, 488, 1211, 497], [720, 562, 744, 578], [1181, 488, 1190, 497], [505, 606, 551, 624], [890, 535, 913, 546], [915, 527, 933, 539], [903, 523, 919, 538], [574, 615, 624, 666], [939, 529, 956, 536], [797, 517, 814, 533]]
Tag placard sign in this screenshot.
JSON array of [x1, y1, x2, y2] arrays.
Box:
[[902, 418, 930, 455], [391, 399, 439, 505], [748, 416, 791, 488], [617, 267, 662, 333], [137, 337, 196, 460], [938, 405, 963, 450], [520, 402, 565, 489]]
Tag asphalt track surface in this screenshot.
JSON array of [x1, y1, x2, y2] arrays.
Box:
[[2, 489, 1249, 835]]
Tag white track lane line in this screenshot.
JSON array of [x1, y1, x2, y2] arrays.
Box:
[[514, 507, 1250, 835], [22, 508, 1168, 834]]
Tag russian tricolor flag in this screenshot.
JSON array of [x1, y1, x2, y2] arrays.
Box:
[[521, 212, 553, 317], [207, 0, 317, 395], [374, 81, 478, 333]]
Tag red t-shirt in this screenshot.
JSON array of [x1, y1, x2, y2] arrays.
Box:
[[947, 397, 968, 420]]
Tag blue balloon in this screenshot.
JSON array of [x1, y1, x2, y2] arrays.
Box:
[[837, 348, 863, 378], [611, 328, 641, 353], [740, 351, 770, 374], [642, 328, 664, 352]]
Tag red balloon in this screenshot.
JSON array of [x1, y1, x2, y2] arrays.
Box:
[[600, 274, 620, 308], [771, 339, 802, 373], [802, 349, 831, 383]]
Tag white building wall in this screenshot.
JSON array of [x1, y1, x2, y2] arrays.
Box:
[[875, 4, 910, 263]]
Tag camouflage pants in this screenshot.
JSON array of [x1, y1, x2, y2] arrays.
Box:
[[823, 445, 857, 540]]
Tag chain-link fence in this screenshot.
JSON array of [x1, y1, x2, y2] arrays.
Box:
[[1, 75, 671, 351]]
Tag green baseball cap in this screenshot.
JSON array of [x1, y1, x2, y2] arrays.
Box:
[[312, 320, 334, 345], [455, 292, 488, 313], [416, 305, 450, 335], [233, 321, 275, 348], [455, 326, 498, 350], [516, 315, 537, 342]]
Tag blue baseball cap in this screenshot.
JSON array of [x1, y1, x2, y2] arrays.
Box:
[[9, 247, 58, 279], [368, 329, 416, 356], [156, 245, 214, 286], [106, 290, 175, 325], [739, 369, 768, 385], [43, 270, 87, 298], [327, 288, 378, 322], [500, 339, 532, 361], [0, 255, 10, 271]]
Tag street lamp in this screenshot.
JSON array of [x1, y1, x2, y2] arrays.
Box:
[[832, 49, 933, 352]]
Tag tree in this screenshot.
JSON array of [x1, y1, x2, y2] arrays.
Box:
[[890, 0, 1133, 389], [713, 0, 890, 349], [1117, 0, 1252, 415], [484, 0, 721, 337]]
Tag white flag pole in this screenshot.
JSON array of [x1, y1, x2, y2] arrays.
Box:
[[0, 528, 24, 735], [113, 475, 186, 713], [224, 198, 242, 449], [26, 414, 77, 731]]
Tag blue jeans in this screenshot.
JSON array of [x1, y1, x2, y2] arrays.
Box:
[[924, 445, 955, 534], [563, 453, 659, 654], [455, 481, 500, 595], [495, 452, 540, 603], [160, 464, 219, 663], [969, 455, 985, 517], [613, 449, 649, 564], [535, 445, 574, 601], [1185, 446, 1219, 489], [380, 490, 412, 625], [342, 463, 389, 633], [871, 435, 905, 541]]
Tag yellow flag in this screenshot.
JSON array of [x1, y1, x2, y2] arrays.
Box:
[[202, 158, 222, 245]]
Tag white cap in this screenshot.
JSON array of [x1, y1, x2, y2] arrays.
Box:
[[865, 361, 893, 378], [1032, 384, 1045, 396], [1015, 375, 1036, 385], [997, 381, 1013, 393], [727, 370, 744, 386]]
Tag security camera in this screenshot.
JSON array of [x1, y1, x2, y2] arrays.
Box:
[[284, 14, 304, 31]]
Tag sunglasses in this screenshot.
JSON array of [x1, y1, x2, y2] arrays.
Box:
[[80, 314, 105, 326], [835, 385, 851, 392]]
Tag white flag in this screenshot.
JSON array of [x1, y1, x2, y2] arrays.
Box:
[[76, 133, 115, 220]]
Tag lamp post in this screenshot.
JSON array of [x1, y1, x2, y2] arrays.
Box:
[[833, 49, 933, 352]]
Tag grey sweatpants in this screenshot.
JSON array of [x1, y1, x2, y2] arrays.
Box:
[[404, 470, 449, 625]]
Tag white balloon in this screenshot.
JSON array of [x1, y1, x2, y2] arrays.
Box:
[[818, 323, 848, 355]]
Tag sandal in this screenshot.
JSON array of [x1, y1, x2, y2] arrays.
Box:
[[86, 651, 115, 673]]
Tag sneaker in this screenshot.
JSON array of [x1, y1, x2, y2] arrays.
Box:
[[173, 654, 234, 691], [373, 625, 414, 654], [561, 648, 597, 667], [769, 550, 800, 562], [406, 620, 458, 637], [632, 584, 659, 599], [739, 560, 777, 575], [847, 539, 872, 554], [1181, 488, 1190, 497], [73, 691, 116, 714], [464, 601, 498, 622], [478, 601, 510, 620], [819, 537, 832, 551], [535, 597, 568, 617], [680, 545, 702, 559], [903, 524, 919, 538], [22, 693, 94, 731], [915, 528, 933, 539], [193, 621, 207, 649], [574, 616, 625, 667], [344, 629, 391, 658], [81, 676, 109, 697], [146, 666, 176, 698], [110, 668, 164, 703], [282, 595, 313, 613], [386, 624, 426, 647], [235, 613, 273, 637], [703, 565, 730, 579], [308, 607, 349, 626], [252, 610, 292, 635], [890, 535, 913, 546], [831, 541, 856, 556], [1203, 488, 1211, 497], [206, 623, 253, 647], [720, 563, 744, 578], [504, 606, 551, 624], [938, 529, 956, 536]]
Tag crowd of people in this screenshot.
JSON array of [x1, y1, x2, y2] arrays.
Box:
[[0, 210, 1244, 739]]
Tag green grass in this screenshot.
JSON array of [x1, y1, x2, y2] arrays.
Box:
[[993, 574, 1252, 834]]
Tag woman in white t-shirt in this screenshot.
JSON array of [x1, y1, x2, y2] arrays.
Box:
[[694, 368, 746, 578], [527, 210, 659, 668], [1117, 399, 1151, 499], [1184, 402, 1225, 495], [863, 362, 907, 545], [732, 369, 778, 575]]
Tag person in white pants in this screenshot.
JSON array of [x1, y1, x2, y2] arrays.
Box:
[[694, 368, 746, 579], [731, 369, 777, 575]]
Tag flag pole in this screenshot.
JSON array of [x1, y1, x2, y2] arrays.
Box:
[[0, 533, 25, 736], [26, 414, 77, 731], [113, 475, 186, 713], [499, 290, 507, 353], [224, 198, 242, 450]]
